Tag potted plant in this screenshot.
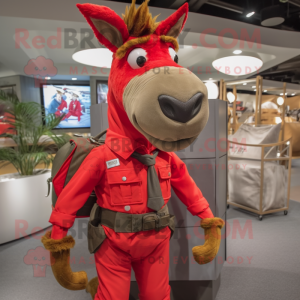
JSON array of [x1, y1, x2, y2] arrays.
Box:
[[0, 90, 68, 244]]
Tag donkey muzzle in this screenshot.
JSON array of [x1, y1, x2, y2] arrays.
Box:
[[123, 66, 209, 152]]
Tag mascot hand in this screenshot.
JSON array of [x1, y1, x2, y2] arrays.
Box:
[[41, 231, 88, 290], [192, 218, 225, 265]]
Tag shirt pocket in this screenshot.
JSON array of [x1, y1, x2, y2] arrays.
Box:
[[106, 169, 142, 206], [158, 165, 171, 200]]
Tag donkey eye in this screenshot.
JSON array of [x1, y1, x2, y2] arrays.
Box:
[[169, 47, 178, 63], [127, 48, 147, 69]]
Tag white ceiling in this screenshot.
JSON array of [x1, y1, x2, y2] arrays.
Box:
[[0, 0, 300, 85]]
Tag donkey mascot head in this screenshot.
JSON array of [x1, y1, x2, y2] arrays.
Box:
[[77, 0, 209, 151]]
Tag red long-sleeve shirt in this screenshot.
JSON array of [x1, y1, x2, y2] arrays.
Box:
[[49, 129, 214, 239], [57, 100, 67, 112], [68, 100, 82, 115]]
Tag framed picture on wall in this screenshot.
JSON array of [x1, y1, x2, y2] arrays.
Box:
[[41, 84, 91, 129], [96, 80, 108, 104]]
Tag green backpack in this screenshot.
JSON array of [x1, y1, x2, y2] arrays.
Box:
[[46, 130, 106, 217]]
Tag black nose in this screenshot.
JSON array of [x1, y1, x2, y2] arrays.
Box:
[[158, 92, 203, 123]]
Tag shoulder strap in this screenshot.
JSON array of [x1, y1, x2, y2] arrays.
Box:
[[89, 129, 107, 145]]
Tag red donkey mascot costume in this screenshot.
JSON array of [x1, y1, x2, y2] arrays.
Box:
[[42, 1, 225, 300]]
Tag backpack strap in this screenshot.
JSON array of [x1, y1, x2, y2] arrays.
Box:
[[90, 130, 107, 145]]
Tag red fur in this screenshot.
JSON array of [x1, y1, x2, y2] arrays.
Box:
[[107, 35, 182, 146], [76, 3, 189, 147], [154, 3, 189, 36], [76, 3, 129, 52]]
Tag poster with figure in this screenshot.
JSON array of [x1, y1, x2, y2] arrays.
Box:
[[42, 85, 91, 129]]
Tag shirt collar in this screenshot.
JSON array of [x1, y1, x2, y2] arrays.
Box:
[[105, 129, 170, 160]]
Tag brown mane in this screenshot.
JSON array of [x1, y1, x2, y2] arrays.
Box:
[[115, 0, 179, 58], [122, 0, 160, 37]]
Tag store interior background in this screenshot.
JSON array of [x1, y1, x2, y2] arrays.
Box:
[[1, 0, 300, 299]]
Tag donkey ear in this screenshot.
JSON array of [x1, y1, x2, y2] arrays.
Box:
[[154, 3, 188, 38], [77, 4, 129, 53]]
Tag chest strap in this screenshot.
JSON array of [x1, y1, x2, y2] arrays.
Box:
[[90, 203, 175, 234]]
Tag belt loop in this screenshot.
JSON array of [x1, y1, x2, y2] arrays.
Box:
[[155, 214, 161, 231]]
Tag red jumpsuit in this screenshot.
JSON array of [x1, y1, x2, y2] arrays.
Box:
[[54, 100, 67, 118], [64, 100, 82, 121], [49, 128, 214, 300]]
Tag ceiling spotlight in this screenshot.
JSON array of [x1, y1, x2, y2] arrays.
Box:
[[233, 50, 242, 54], [264, 90, 267, 92], [205, 82, 219, 99], [45, 77, 51, 80], [280, 93, 283, 95], [252, 86, 256, 88], [243, 83, 247, 85], [277, 97, 284, 106], [292, 93, 296, 96], [261, 5, 285, 27], [72, 78, 77, 80], [254, 89, 257, 91], [227, 92, 236, 103], [209, 78, 213, 80], [246, 12, 255, 18]]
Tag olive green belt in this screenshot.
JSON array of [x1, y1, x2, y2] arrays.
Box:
[[88, 203, 175, 254]]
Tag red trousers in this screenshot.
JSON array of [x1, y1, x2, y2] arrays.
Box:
[[94, 226, 171, 300], [55, 111, 63, 117], [64, 111, 81, 121]]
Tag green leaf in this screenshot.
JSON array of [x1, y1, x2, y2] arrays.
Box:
[[0, 92, 69, 176]]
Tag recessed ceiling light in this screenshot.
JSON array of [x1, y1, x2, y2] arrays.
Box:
[[252, 86, 256, 88], [264, 90, 267, 92], [261, 5, 285, 27], [72, 78, 77, 80], [246, 12, 255, 18], [243, 83, 247, 85], [45, 77, 51, 80], [233, 50, 242, 55], [72, 48, 113, 68], [212, 52, 263, 76], [292, 93, 296, 96], [280, 93, 283, 95]]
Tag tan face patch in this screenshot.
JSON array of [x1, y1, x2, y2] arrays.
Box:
[[123, 67, 209, 152]]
